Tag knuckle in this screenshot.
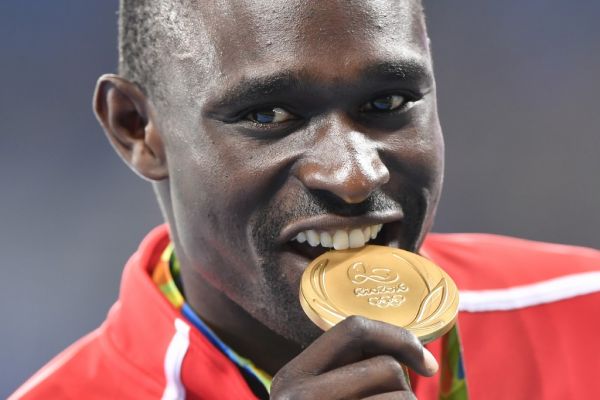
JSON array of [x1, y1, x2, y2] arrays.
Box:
[[383, 355, 404, 374], [285, 389, 316, 400], [280, 393, 302, 400], [271, 372, 313, 400], [270, 384, 305, 400], [372, 355, 405, 380], [271, 370, 288, 388], [342, 315, 372, 338], [270, 391, 298, 400]]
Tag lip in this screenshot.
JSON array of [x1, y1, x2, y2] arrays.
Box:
[[278, 209, 404, 244]]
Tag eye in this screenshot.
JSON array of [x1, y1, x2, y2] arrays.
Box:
[[361, 94, 407, 112], [246, 107, 296, 124]]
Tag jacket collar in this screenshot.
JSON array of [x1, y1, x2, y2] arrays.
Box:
[[104, 225, 257, 399]]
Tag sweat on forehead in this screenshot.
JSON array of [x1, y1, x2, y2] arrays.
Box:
[[118, 0, 427, 101]]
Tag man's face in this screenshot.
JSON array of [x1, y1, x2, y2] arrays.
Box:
[[155, 0, 443, 345]]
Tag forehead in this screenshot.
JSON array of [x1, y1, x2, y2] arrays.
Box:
[[169, 0, 429, 92]]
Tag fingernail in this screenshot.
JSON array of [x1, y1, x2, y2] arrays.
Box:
[[423, 348, 439, 375]]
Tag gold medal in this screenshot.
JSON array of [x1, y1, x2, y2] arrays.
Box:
[[300, 245, 459, 344]]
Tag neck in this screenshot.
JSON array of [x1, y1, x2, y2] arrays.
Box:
[[178, 261, 301, 375]]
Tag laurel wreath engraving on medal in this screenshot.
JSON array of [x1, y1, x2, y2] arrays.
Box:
[[309, 259, 346, 322], [393, 253, 453, 332]]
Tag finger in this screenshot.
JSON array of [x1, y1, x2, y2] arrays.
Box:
[[362, 391, 417, 400], [284, 316, 438, 377], [271, 355, 413, 400], [293, 355, 412, 399]]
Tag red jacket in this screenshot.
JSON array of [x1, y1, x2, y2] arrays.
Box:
[[11, 225, 600, 399]]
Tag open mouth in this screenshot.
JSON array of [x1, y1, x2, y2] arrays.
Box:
[[285, 221, 401, 260]]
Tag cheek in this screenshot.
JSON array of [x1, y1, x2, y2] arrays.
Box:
[[165, 121, 300, 253], [384, 125, 444, 190], [168, 147, 251, 251], [164, 147, 266, 293], [410, 105, 444, 187]]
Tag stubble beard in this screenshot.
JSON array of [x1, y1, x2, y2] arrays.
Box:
[[252, 255, 324, 348]]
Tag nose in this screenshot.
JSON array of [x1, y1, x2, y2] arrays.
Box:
[[296, 119, 390, 204]]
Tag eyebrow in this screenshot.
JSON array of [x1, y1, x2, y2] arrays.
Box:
[[209, 72, 307, 111], [207, 58, 432, 112], [362, 59, 432, 83]]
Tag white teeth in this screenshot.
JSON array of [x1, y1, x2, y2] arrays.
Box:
[[296, 232, 307, 243], [320, 231, 333, 247], [333, 230, 349, 250], [363, 226, 371, 240], [371, 224, 382, 239], [292, 223, 384, 250], [306, 230, 320, 247], [349, 229, 366, 248], [370, 227, 378, 239]]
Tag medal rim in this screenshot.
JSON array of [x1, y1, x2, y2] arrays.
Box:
[[299, 245, 460, 344]]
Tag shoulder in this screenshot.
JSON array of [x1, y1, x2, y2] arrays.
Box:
[[423, 232, 600, 289], [9, 325, 163, 400], [423, 233, 600, 312], [425, 234, 600, 399], [424, 232, 599, 261], [10, 330, 103, 399]]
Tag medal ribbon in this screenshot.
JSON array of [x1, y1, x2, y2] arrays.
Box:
[[152, 244, 273, 396], [439, 324, 469, 399]]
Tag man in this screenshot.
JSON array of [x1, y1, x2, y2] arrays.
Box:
[[11, 0, 600, 399]]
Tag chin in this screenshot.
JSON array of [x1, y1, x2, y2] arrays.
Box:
[[272, 309, 324, 349], [239, 254, 324, 348]]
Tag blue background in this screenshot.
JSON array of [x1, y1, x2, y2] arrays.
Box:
[[1, 1, 599, 396]]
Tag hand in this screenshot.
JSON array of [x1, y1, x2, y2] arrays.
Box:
[[270, 316, 439, 400]]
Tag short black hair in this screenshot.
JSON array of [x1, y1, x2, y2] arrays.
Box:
[[119, 0, 155, 95], [118, 0, 190, 100]]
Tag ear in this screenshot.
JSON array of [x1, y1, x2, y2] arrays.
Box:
[[93, 74, 168, 181]]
